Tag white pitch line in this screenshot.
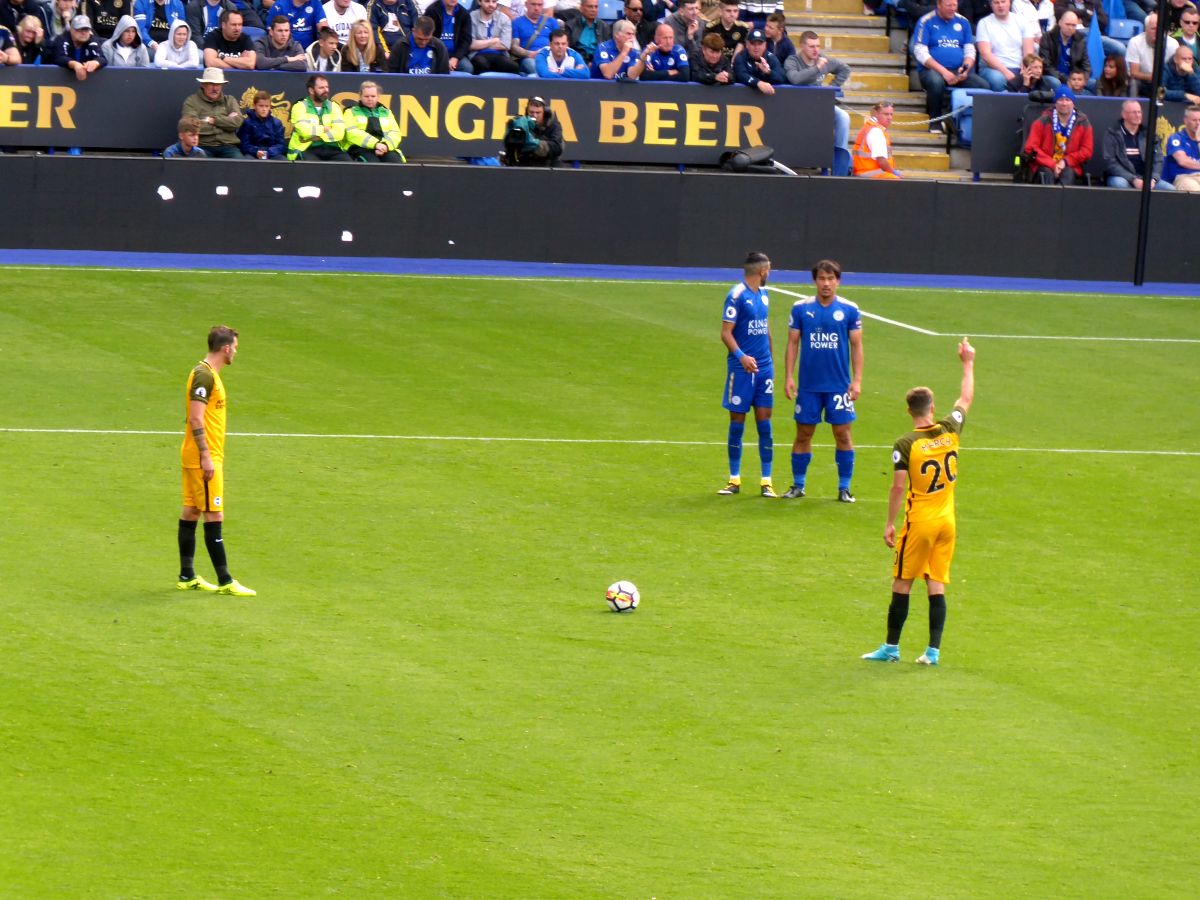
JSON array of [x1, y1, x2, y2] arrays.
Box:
[[771, 286, 939, 335], [769, 286, 1200, 343], [2, 427, 1197, 456]]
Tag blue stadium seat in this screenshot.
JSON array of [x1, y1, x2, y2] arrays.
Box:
[[1107, 18, 1142, 42], [243, 26, 266, 44], [950, 88, 991, 148], [598, 0, 623, 21]]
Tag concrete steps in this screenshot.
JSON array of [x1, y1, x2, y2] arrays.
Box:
[[786, 0, 963, 175], [789, 0, 869, 14]]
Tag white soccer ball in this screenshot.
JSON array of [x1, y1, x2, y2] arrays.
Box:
[[606, 580, 640, 613]]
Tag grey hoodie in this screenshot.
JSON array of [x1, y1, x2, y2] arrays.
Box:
[[101, 14, 152, 67], [155, 19, 201, 68]]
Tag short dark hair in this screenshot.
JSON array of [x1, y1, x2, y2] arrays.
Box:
[[178, 116, 201, 135], [252, 89, 271, 104], [549, 27, 567, 40], [306, 73, 328, 92], [317, 26, 338, 40], [743, 251, 770, 274], [270, 14, 290, 28], [811, 258, 842, 279], [414, 15, 434, 35], [1068, 66, 1088, 77], [799, 29, 819, 42], [219, 8, 242, 24], [208, 325, 239, 351], [766, 12, 788, 29]]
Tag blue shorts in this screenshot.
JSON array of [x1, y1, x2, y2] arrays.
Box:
[[794, 390, 856, 425], [722, 367, 774, 413]]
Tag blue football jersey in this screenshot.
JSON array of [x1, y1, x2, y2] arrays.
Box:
[[787, 295, 861, 392], [723, 282, 771, 370]]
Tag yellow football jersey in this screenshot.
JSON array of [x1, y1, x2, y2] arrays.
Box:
[[893, 405, 965, 523], [181, 361, 227, 466]]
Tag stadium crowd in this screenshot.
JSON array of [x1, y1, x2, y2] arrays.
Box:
[[1, 0, 1199, 182]]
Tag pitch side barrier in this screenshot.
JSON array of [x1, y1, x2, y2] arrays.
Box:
[[971, 93, 1191, 177], [0, 154, 1193, 282], [0, 66, 835, 167]]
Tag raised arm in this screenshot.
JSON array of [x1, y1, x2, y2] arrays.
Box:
[[955, 337, 975, 412]]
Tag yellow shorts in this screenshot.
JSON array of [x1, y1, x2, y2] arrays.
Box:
[[892, 516, 956, 583], [182, 464, 225, 513]]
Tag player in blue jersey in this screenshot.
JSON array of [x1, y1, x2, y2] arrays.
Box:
[[718, 251, 777, 498], [783, 259, 864, 503]]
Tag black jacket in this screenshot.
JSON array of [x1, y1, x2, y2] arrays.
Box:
[[50, 29, 105, 67], [1039, 27, 1091, 77], [1103, 121, 1163, 181], [423, 0, 470, 61], [505, 109, 562, 167]]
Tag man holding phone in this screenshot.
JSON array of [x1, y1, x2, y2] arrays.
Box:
[[912, 0, 989, 131]]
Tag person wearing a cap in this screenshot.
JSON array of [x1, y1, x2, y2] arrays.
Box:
[[1023, 84, 1093, 185], [181, 66, 245, 158], [633, 21, 690, 81], [50, 13, 105, 78], [733, 27, 782, 93], [502, 96, 562, 166]]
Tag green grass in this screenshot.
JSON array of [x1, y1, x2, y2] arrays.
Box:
[[1, 269, 1197, 897]]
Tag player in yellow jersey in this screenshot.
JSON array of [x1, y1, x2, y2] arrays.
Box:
[[177, 325, 256, 596], [862, 337, 974, 666]]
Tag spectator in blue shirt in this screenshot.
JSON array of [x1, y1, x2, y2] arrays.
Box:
[[511, 0, 559, 74], [535, 26, 588, 76], [634, 21, 689, 80], [1161, 105, 1200, 190], [164, 116, 210, 157], [912, 0, 990, 125], [593, 17, 639, 78]]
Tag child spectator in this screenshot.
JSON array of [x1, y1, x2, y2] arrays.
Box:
[[238, 89, 287, 159], [164, 116, 209, 157]]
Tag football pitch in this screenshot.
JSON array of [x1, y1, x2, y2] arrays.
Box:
[[1, 266, 1197, 897]]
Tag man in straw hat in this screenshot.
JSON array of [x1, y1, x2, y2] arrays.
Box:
[[180, 66, 244, 158]]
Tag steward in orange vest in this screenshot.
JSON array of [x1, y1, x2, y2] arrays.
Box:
[[852, 102, 902, 179]]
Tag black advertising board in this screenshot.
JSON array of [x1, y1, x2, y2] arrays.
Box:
[[0, 67, 836, 167]]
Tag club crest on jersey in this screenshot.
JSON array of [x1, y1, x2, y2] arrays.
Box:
[[194, 386, 207, 399], [833, 310, 844, 321], [726, 306, 736, 317], [732, 395, 742, 405]]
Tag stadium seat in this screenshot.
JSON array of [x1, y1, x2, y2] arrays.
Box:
[[950, 88, 991, 148], [243, 26, 266, 44], [598, 0, 623, 21], [832, 146, 851, 177], [1107, 18, 1143, 42]]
